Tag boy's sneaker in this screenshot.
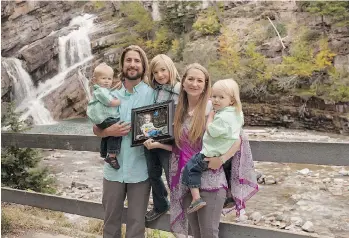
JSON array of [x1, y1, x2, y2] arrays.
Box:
[[145, 207, 169, 222], [223, 197, 236, 209], [187, 198, 206, 214]]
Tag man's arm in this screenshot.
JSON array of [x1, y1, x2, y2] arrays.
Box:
[[93, 121, 131, 137]]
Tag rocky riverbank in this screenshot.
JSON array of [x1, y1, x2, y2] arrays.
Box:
[[37, 129, 349, 238]]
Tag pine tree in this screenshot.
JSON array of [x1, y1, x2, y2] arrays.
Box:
[[305, 2, 349, 33], [1, 103, 55, 193]]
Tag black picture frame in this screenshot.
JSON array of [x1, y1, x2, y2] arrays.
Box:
[[131, 100, 174, 147]]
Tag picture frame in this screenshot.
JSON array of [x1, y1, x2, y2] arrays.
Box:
[[131, 100, 174, 147]]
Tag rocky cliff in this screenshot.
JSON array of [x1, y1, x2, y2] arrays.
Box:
[[1, 1, 348, 134]]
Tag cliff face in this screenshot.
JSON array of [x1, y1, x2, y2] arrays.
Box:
[[1, 1, 348, 134]]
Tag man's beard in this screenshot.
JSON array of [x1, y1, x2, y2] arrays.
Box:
[[124, 68, 143, 81]]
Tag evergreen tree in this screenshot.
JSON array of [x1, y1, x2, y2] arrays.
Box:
[[1, 103, 55, 193], [305, 2, 349, 33]]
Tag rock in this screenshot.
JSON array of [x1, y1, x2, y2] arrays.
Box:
[[290, 217, 303, 226], [265, 175, 277, 185], [328, 187, 343, 196], [333, 178, 344, 185], [298, 168, 310, 175], [339, 169, 349, 176], [71, 181, 88, 189], [237, 214, 249, 222], [291, 194, 302, 201], [301, 221, 315, 233], [322, 178, 331, 183], [250, 212, 262, 224], [42, 68, 90, 120]]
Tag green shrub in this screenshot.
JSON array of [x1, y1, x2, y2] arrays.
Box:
[[193, 8, 221, 35], [1, 103, 56, 194], [266, 22, 287, 38]]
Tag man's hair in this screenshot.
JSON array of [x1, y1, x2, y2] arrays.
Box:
[[119, 45, 149, 81], [148, 54, 180, 88]]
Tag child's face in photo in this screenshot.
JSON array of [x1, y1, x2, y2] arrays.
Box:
[[96, 72, 114, 88], [144, 114, 152, 123], [153, 61, 170, 85], [211, 87, 233, 111]]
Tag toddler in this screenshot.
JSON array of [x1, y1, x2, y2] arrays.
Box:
[[87, 63, 121, 170], [182, 79, 244, 214]]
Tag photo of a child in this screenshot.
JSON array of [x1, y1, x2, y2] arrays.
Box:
[[135, 109, 168, 140]]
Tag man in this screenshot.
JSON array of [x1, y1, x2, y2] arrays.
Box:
[[93, 45, 155, 238]]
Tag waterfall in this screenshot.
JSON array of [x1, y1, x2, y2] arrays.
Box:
[[3, 14, 95, 126], [58, 14, 94, 100], [2, 58, 35, 105], [2, 58, 55, 125], [151, 1, 161, 21]]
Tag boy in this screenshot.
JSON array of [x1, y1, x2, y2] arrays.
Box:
[[87, 63, 121, 169]]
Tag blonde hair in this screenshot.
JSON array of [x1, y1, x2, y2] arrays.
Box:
[[173, 63, 211, 148], [119, 45, 149, 81], [91, 62, 116, 87], [148, 54, 180, 88], [213, 79, 242, 112]]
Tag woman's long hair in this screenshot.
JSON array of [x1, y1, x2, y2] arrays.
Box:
[[173, 63, 211, 148]]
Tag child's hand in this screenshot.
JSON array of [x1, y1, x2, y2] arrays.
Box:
[[143, 139, 161, 150], [112, 80, 122, 90], [208, 110, 216, 118]]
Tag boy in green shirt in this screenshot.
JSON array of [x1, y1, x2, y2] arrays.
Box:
[[87, 63, 121, 169], [182, 79, 244, 213]]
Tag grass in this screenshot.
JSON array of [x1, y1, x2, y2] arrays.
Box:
[[1, 203, 102, 237], [1, 203, 175, 238]]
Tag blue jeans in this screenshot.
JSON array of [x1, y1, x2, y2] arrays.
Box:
[[144, 147, 171, 213], [182, 153, 208, 188], [182, 153, 233, 189], [97, 117, 122, 158]]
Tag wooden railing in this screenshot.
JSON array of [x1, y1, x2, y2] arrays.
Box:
[[2, 132, 348, 237]]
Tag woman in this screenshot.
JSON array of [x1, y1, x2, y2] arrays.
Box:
[[144, 63, 250, 237]]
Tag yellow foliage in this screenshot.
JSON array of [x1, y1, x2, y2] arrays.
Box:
[[193, 7, 221, 35], [315, 38, 336, 69]]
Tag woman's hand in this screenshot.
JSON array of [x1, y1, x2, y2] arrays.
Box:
[[93, 121, 131, 137], [204, 156, 223, 170], [143, 138, 162, 150]]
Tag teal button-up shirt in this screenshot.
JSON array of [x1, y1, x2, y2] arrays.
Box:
[[104, 81, 155, 183]]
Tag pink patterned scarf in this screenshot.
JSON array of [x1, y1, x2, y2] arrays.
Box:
[[169, 120, 258, 236]]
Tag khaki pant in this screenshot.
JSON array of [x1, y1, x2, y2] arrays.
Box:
[[183, 188, 226, 238], [102, 179, 150, 238]]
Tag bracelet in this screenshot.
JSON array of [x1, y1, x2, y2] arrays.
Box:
[[219, 156, 225, 165]]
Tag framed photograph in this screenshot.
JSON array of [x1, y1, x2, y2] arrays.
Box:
[[131, 100, 174, 147]]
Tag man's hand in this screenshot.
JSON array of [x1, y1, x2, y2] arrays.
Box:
[[204, 156, 223, 170], [93, 121, 131, 137]]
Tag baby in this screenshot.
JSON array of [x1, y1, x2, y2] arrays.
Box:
[[87, 63, 121, 170]]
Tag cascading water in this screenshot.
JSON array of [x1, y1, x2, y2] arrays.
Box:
[[2, 58, 35, 104], [2, 58, 55, 125], [58, 14, 94, 100], [3, 14, 94, 126]]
